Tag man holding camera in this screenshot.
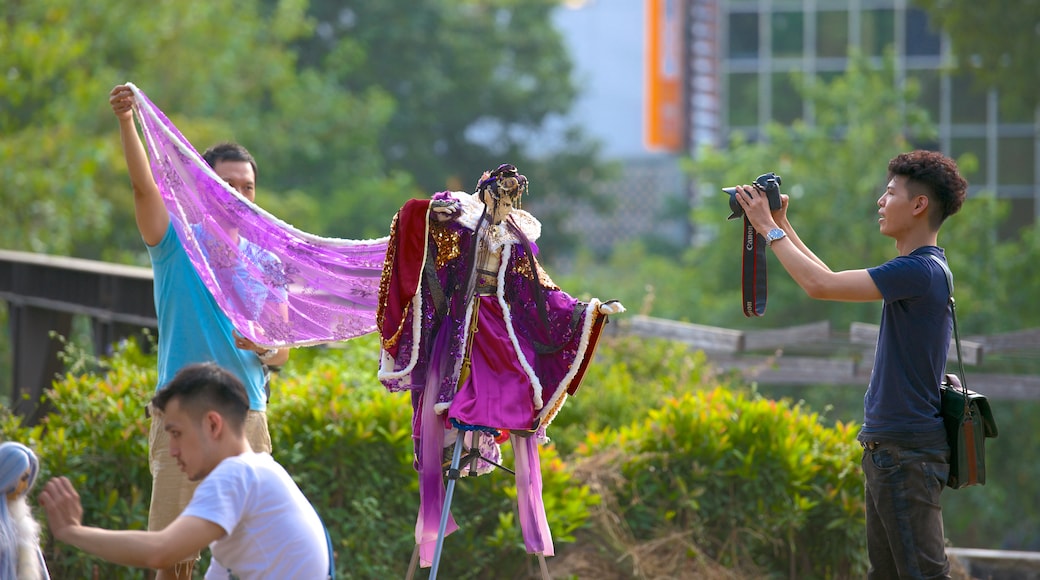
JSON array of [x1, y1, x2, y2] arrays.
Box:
[[735, 150, 968, 580]]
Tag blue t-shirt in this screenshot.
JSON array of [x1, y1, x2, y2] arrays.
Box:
[[860, 246, 951, 441], [147, 224, 267, 410]]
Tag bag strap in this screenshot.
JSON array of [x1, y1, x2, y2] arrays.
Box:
[[325, 520, 336, 580], [928, 254, 970, 397], [313, 510, 336, 579]]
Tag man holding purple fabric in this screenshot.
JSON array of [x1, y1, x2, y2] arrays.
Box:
[[109, 84, 289, 580], [377, 163, 624, 569]]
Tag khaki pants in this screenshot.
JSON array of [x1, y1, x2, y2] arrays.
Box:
[[147, 406, 272, 563]]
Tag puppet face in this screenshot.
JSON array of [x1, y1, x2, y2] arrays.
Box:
[[481, 188, 517, 225], [5, 471, 30, 500], [476, 165, 527, 225]]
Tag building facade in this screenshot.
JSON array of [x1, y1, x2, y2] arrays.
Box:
[[714, 0, 1040, 228], [553, 0, 1038, 250]]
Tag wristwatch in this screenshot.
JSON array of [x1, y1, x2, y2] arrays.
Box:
[[764, 228, 787, 247]]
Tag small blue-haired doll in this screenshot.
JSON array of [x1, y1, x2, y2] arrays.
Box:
[[0, 442, 49, 580]]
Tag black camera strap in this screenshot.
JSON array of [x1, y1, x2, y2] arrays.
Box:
[[741, 215, 768, 317]]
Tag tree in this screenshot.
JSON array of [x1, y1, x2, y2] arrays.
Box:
[[0, 0, 399, 260], [915, 0, 1040, 117], [559, 53, 1006, 328], [568, 53, 934, 326], [1, 0, 616, 261], [562, 49, 1040, 334], [267, 0, 618, 251], [0, 0, 120, 258], [683, 52, 941, 329]]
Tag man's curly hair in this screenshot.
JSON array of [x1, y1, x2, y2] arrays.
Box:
[[888, 150, 968, 229]]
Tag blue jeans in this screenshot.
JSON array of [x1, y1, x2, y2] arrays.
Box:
[[861, 441, 951, 579]]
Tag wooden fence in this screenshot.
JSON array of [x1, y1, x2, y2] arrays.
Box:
[[616, 315, 1040, 400], [0, 249, 155, 422]]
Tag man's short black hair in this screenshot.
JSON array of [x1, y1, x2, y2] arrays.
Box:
[[202, 142, 258, 180], [151, 363, 250, 431], [888, 150, 968, 230]]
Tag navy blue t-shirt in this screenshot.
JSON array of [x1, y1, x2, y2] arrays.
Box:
[[860, 246, 951, 444]]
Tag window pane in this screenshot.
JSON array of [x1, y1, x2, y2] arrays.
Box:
[[817, 11, 848, 58], [728, 73, 759, 127], [904, 9, 941, 57], [998, 137, 1035, 185], [1005, 199, 1035, 235], [816, 71, 843, 86], [729, 13, 759, 58], [772, 73, 802, 123], [950, 76, 987, 124], [861, 9, 895, 56], [909, 137, 941, 153], [950, 137, 988, 183], [771, 11, 804, 57], [906, 69, 941, 123], [999, 93, 1034, 124]]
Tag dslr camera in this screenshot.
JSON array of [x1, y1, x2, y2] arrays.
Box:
[[723, 172, 782, 220]]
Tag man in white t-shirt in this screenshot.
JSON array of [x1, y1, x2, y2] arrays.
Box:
[[39, 363, 330, 579]]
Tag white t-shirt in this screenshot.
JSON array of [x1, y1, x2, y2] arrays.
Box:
[[182, 452, 329, 579]]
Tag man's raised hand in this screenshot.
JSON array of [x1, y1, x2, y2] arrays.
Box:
[[38, 476, 85, 543]]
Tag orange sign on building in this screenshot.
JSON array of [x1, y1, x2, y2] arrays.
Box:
[[645, 0, 685, 151]]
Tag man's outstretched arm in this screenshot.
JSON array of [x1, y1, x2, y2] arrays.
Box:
[[735, 184, 882, 302], [39, 477, 225, 569]]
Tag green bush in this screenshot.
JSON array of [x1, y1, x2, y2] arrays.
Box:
[[577, 386, 867, 579], [549, 335, 725, 456], [0, 335, 599, 579], [0, 337, 155, 579], [0, 332, 872, 578]]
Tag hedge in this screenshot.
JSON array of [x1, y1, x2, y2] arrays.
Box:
[[0, 334, 867, 578]]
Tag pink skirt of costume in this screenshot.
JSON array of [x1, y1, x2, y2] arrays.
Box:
[[447, 295, 537, 431], [420, 295, 554, 562]]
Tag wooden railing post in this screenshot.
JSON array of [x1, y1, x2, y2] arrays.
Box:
[[8, 303, 72, 423]]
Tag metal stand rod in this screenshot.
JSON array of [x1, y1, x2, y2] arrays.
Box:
[[405, 544, 420, 580], [537, 553, 550, 580], [457, 445, 515, 476], [429, 436, 465, 579]]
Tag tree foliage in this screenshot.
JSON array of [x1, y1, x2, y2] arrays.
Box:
[[915, 0, 1040, 116], [1, 0, 608, 261], [265, 0, 618, 250], [0, 0, 398, 261], [683, 52, 938, 329], [563, 53, 933, 327]]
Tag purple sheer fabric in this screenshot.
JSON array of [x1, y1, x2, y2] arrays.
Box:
[[128, 83, 388, 347]]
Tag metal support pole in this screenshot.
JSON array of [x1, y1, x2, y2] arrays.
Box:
[[429, 436, 465, 579]]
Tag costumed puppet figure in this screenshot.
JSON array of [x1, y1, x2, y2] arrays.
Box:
[[377, 164, 625, 567], [0, 442, 49, 580]]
